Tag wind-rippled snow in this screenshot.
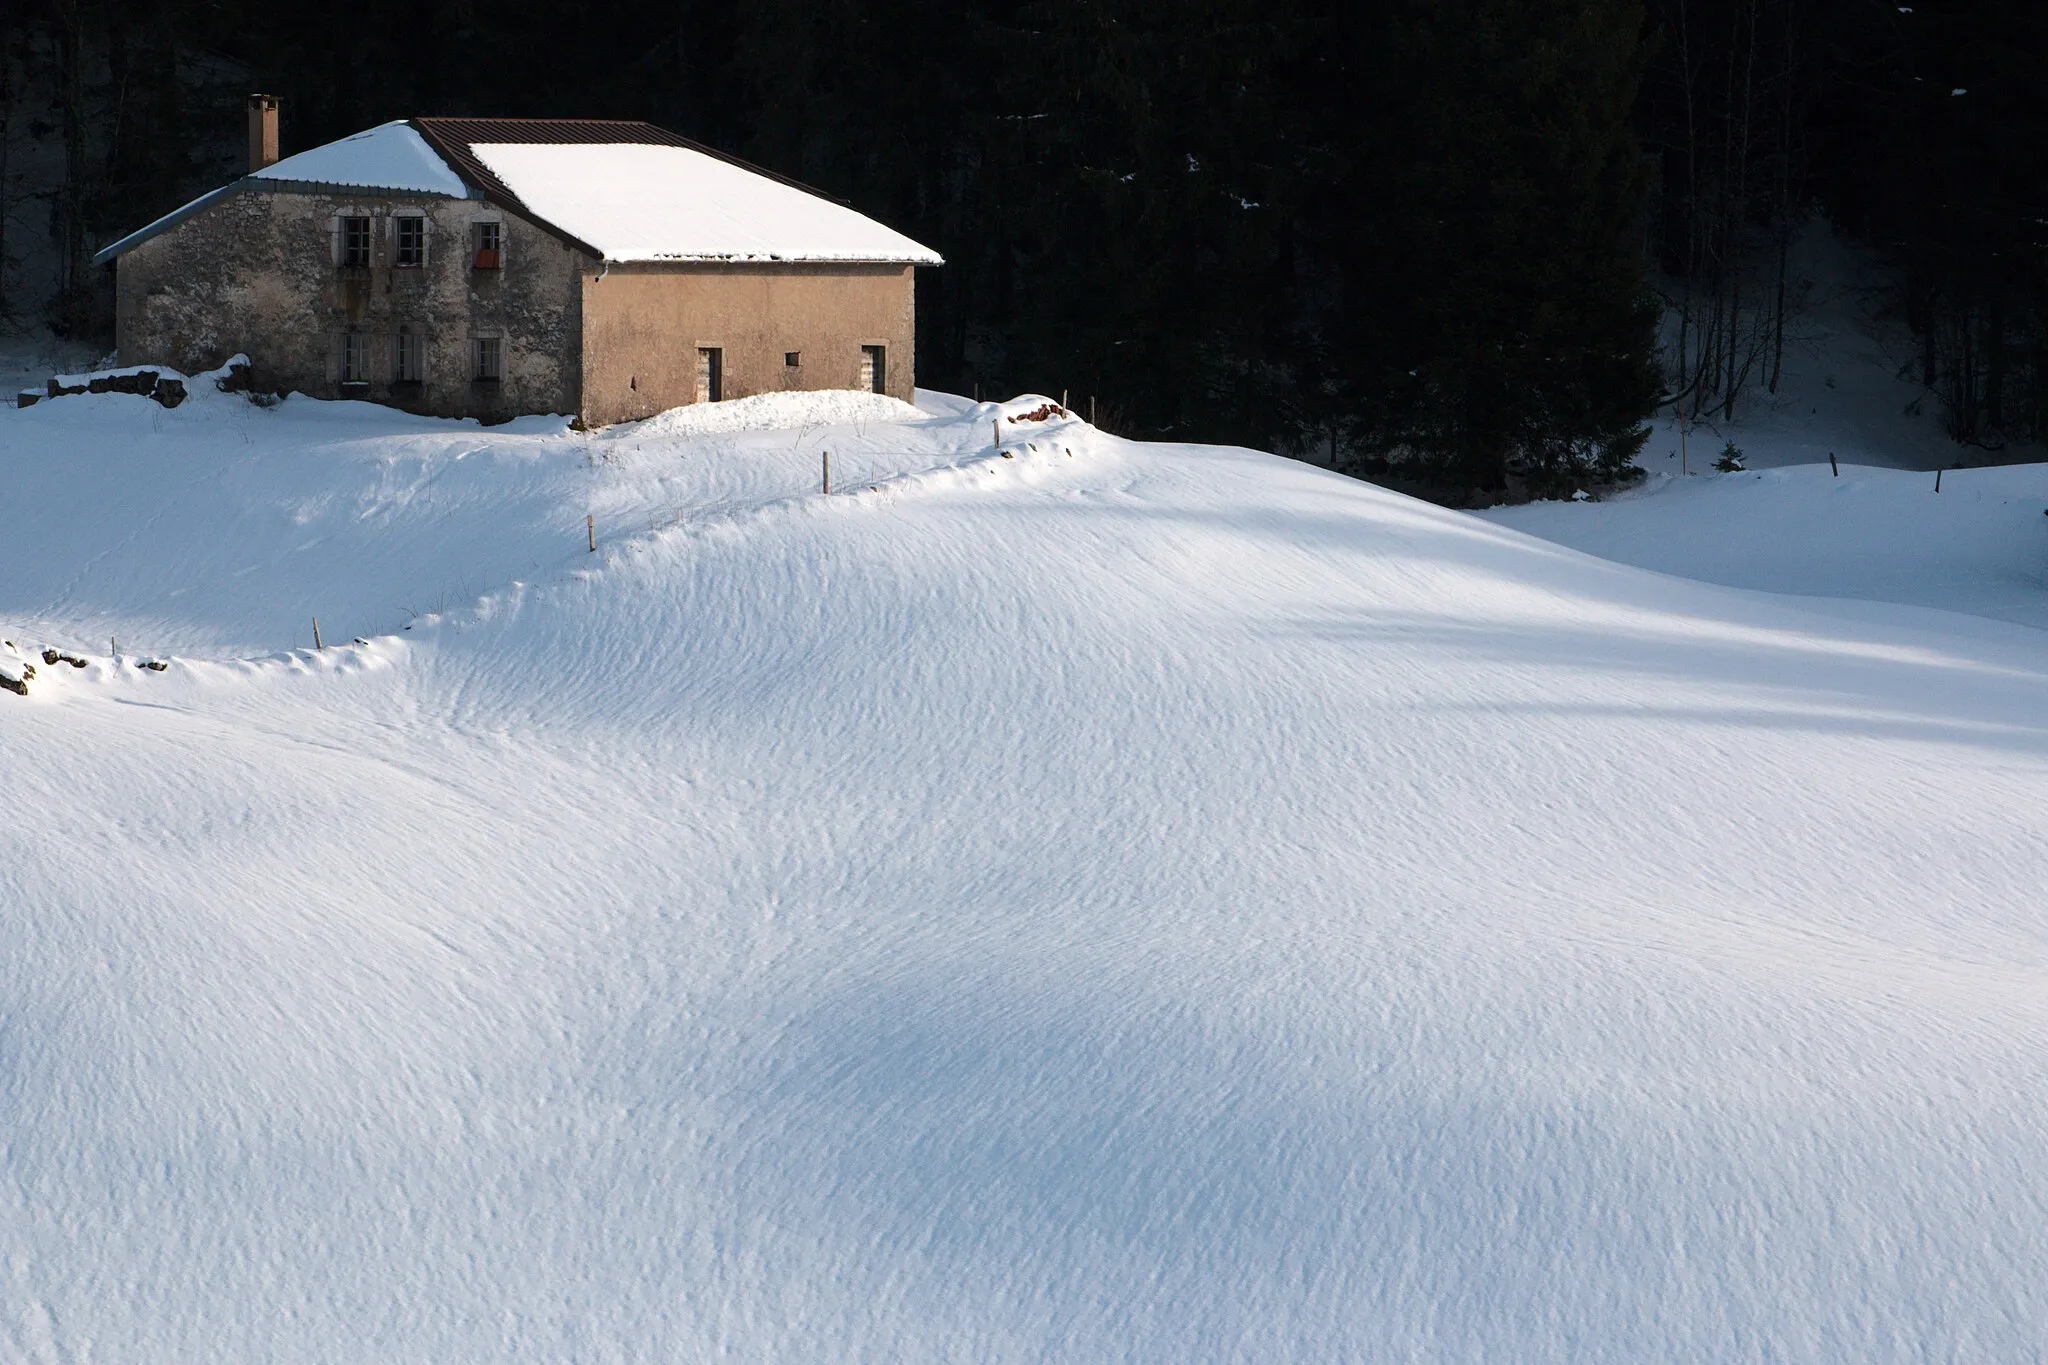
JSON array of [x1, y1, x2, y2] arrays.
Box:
[[3, 385, 2046, 1361]]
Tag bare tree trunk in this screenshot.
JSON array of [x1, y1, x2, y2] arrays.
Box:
[[1723, 269, 1741, 420], [1722, 0, 1763, 421], [1672, 0, 1701, 414], [0, 36, 12, 319], [1986, 289, 2006, 434], [55, 1, 90, 308], [1768, 0, 1799, 396], [1768, 223, 1788, 393]]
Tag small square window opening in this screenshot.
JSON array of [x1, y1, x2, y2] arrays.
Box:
[[338, 216, 372, 268], [395, 216, 426, 268], [785, 351, 800, 368]]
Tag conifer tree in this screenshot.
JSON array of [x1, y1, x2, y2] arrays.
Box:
[[1311, 0, 1660, 493]]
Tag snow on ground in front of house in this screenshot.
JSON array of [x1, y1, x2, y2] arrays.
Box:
[[0, 325, 105, 401], [0, 384, 990, 658], [6, 383, 2048, 1362]]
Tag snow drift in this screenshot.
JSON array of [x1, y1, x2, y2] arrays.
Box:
[[3, 387, 2046, 1361]]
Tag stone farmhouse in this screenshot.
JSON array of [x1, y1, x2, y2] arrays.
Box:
[[94, 97, 942, 425]]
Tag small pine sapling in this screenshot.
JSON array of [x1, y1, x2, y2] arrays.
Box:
[[1714, 440, 1746, 473]]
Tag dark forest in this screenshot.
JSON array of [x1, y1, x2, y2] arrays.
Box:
[[4, 0, 2044, 490]]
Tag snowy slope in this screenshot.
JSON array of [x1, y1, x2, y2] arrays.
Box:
[[5, 387, 2048, 1361], [1479, 462, 2048, 630]]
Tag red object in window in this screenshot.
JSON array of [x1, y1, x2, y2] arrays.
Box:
[[474, 247, 501, 270]]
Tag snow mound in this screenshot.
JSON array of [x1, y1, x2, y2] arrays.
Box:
[[613, 388, 927, 438]]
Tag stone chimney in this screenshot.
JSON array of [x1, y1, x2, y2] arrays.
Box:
[[247, 94, 280, 173]]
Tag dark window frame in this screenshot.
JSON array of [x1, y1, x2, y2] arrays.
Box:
[[340, 331, 371, 384], [473, 335, 504, 384], [393, 329, 423, 384], [472, 220, 503, 271], [394, 215, 427, 269], [337, 215, 372, 269]]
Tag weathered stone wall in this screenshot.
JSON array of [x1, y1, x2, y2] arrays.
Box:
[[578, 263, 916, 426], [114, 189, 592, 419]]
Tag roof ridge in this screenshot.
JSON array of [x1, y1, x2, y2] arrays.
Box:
[[416, 116, 668, 126]]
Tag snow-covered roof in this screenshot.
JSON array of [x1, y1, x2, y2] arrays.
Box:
[[95, 117, 941, 268], [466, 141, 942, 265], [93, 121, 475, 264], [250, 120, 472, 197]]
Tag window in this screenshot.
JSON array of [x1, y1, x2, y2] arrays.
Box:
[[341, 332, 370, 384], [393, 329, 422, 383], [696, 347, 723, 403], [473, 335, 503, 383], [785, 351, 801, 368], [859, 345, 886, 394], [338, 215, 372, 268], [394, 215, 426, 268], [473, 220, 503, 270]]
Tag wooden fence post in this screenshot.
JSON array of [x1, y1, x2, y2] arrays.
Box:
[[313, 617, 323, 651], [822, 450, 832, 495], [587, 514, 596, 552], [1829, 452, 1838, 476]]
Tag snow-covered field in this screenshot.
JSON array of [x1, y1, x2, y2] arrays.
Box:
[[1482, 461, 2048, 631], [5, 379, 2048, 1361]]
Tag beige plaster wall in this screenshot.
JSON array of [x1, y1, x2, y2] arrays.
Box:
[[114, 189, 591, 419], [579, 263, 916, 426]]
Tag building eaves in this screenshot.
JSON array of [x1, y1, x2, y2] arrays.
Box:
[[92, 181, 248, 266]]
